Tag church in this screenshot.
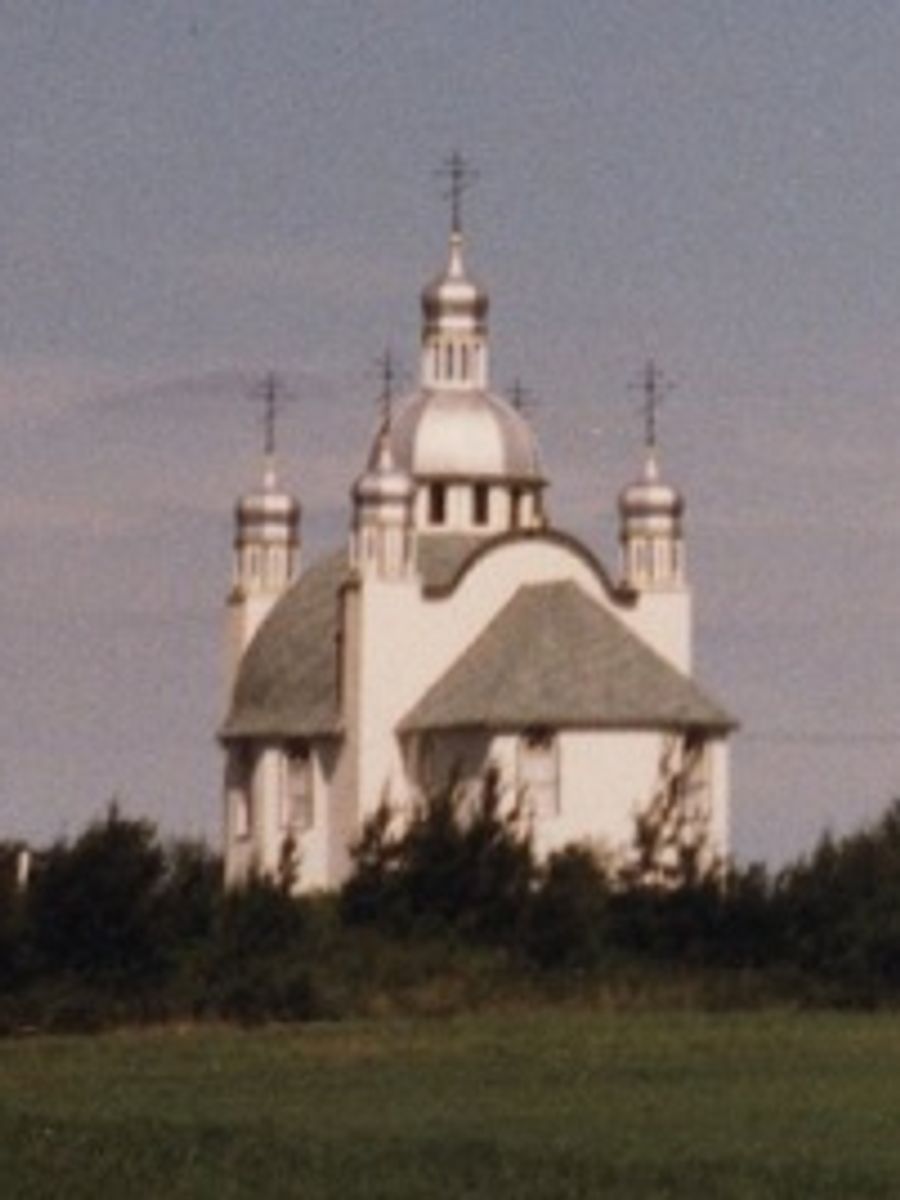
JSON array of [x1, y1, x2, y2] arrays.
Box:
[[219, 187, 735, 893]]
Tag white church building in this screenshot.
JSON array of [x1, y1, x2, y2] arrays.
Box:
[[219, 202, 735, 893]]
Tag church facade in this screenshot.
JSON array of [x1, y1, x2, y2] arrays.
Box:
[[219, 213, 735, 893]]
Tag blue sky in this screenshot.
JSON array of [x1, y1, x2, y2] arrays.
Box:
[[2, 1, 900, 863]]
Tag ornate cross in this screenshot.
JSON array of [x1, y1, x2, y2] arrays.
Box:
[[436, 151, 478, 234], [630, 360, 675, 449], [251, 371, 292, 457], [375, 348, 399, 427]]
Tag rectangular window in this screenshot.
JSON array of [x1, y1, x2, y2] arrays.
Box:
[[429, 483, 447, 525], [233, 789, 251, 839], [227, 747, 253, 840], [518, 728, 559, 818], [283, 745, 314, 831], [473, 483, 489, 526]]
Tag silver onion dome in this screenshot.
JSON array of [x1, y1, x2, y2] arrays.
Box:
[[619, 452, 683, 529], [236, 465, 300, 532], [421, 232, 488, 337], [354, 425, 416, 506], [384, 387, 542, 482]]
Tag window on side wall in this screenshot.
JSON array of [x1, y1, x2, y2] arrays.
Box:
[[284, 743, 314, 832], [228, 746, 253, 840], [518, 727, 559, 819]]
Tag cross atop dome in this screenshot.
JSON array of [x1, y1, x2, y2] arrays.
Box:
[[435, 150, 478, 235], [375, 347, 400, 429], [630, 359, 675, 451], [251, 371, 294, 460]]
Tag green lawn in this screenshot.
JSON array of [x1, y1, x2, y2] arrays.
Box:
[[0, 1009, 898, 1198]]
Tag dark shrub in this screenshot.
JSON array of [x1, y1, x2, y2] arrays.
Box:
[[25, 805, 166, 987], [776, 801, 900, 993], [526, 845, 611, 969], [341, 770, 535, 944]]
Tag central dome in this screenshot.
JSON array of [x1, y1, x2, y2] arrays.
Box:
[[386, 387, 542, 481]]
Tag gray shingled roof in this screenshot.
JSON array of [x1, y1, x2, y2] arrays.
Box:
[[416, 534, 486, 591], [400, 581, 735, 734], [222, 539, 732, 743], [220, 536, 484, 741], [220, 551, 346, 740]]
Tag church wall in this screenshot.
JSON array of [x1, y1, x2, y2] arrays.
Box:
[[529, 730, 662, 862], [521, 728, 728, 867], [347, 540, 613, 830], [707, 736, 730, 857], [625, 589, 692, 673], [352, 575, 425, 826], [403, 726, 729, 869]]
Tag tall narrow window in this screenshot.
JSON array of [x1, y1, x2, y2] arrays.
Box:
[[460, 344, 469, 381], [234, 791, 251, 839], [473, 483, 489, 526], [429, 482, 447, 525], [518, 728, 559, 818], [445, 344, 454, 380], [284, 744, 313, 831], [228, 747, 253, 840]]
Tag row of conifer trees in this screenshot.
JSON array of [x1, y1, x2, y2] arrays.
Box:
[[1, 781, 900, 1031]]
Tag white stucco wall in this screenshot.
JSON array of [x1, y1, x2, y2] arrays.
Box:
[[627, 589, 692, 673], [399, 725, 730, 871]]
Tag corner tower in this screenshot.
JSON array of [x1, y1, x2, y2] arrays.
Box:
[[226, 374, 300, 692], [618, 361, 691, 670]]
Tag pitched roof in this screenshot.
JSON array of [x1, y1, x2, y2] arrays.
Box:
[[400, 581, 735, 735], [220, 551, 346, 740], [220, 536, 485, 741]]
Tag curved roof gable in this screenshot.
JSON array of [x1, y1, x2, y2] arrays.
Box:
[[420, 528, 630, 605]]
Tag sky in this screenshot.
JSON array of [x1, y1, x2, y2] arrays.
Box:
[[2, 0, 900, 865]]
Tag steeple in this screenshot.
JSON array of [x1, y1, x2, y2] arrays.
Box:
[[227, 374, 301, 687], [421, 153, 489, 391], [618, 362, 685, 592]]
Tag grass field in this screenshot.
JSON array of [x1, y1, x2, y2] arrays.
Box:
[[0, 1009, 899, 1198]]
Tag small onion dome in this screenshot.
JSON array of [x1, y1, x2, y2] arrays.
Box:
[[353, 425, 415, 507], [421, 233, 488, 337], [385, 387, 542, 482], [236, 464, 300, 538], [618, 451, 683, 530]]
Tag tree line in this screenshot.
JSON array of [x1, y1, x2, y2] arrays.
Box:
[[2, 783, 900, 1032]]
